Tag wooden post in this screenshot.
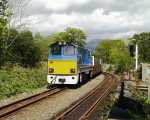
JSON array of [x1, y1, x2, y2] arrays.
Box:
[[148, 81, 150, 100], [148, 67, 150, 100]]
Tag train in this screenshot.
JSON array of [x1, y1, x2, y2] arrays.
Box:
[[47, 42, 101, 87]]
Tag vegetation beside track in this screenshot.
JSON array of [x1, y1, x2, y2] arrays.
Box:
[[132, 88, 150, 119], [0, 1, 87, 100], [0, 63, 47, 100]]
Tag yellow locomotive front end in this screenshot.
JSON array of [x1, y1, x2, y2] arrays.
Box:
[[47, 43, 78, 85], [48, 60, 77, 75]]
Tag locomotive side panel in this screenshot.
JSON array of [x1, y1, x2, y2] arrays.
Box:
[[77, 47, 93, 74]]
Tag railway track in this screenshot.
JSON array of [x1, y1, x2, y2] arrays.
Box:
[[55, 73, 117, 120], [0, 87, 65, 118]]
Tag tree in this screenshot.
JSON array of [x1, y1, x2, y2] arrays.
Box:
[[34, 33, 53, 61], [0, 0, 11, 67], [0, 1, 42, 67], [0, 0, 29, 67], [5, 28, 19, 62], [94, 40, 113, 63], [34, 32, 46, 41], [132, 32, 150, 63], [13, 31, 41, 67], [50, 27, 86, 46], [65, 27, 86, 46], [9, 0, 29, 29], [110, 46, 133, 73], [95, 39, 133, 73]]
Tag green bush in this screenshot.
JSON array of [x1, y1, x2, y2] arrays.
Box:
[[0, 63, 47, 99], [13, 31, 42, 67]]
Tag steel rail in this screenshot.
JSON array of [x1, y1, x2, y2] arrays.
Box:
[[55, 73, 116, 120], [55, 76, 109, 120], [79, 75, 117, 120], [0, 87, 65, 118]]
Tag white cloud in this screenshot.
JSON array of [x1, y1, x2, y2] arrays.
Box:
[[27, 8, 143, 38], [10, 0, 150, 46], [30, 0, 90, 11]]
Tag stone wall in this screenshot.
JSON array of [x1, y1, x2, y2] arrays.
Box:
[[142, 63, 150, 100], [142, 63, 150, 82]]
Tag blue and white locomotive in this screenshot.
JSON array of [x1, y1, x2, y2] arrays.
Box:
[[47, 42, 101, 85]]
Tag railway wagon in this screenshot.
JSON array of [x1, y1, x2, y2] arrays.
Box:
[[47, 42, 101, 85]]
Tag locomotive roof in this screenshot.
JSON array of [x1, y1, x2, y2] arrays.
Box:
[[49, 41, 91, 52], [49, 41, 75, 46]]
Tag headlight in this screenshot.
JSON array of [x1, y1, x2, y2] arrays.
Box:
[[49, 68, 54, 73], [70, 68, 75, 73]]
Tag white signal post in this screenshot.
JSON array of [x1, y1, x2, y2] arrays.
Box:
[[92, 56, 95, 66], [135, 43, 138, 71]]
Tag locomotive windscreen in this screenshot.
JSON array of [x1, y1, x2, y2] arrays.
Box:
[[63, 46, 76, 56], [50, 45, 61, 55]]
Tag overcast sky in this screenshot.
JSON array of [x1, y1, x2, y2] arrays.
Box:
[[12, 0, 150, 46]]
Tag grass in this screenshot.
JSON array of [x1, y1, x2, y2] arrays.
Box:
[[0, 63, 47, 100]]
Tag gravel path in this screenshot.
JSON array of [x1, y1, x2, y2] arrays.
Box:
[[1, 74, 104, 120]]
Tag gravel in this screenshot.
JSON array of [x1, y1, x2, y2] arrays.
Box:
[[1, 74, 104, 120], [0, 86, 48, 108]]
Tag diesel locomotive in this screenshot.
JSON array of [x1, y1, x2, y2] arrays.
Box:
[[47, 42, 101, 86]]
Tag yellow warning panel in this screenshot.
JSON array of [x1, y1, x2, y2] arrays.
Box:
[[48, 60, 77, 74]]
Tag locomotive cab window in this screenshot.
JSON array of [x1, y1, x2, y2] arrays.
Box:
[[63, 46, 76, 55], [50, 45, 61, 55]]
